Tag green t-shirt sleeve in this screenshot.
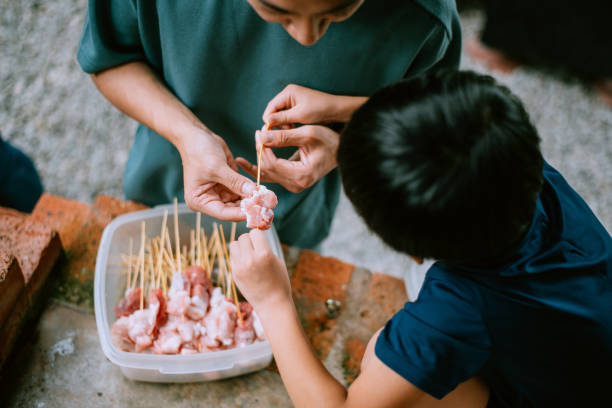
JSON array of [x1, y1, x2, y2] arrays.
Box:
[[77, 0, 145, 73], [404, 13, 461, 78]]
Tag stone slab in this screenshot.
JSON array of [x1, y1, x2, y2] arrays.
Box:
[[4, 302, 292, 408]]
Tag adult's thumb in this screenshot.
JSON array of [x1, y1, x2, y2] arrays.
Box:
[[215, 165, 256, 197]]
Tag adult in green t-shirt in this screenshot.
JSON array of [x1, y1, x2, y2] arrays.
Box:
[[77, 0, 461, 249]]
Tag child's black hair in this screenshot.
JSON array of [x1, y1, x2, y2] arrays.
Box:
[[338, 70, 544, 264]]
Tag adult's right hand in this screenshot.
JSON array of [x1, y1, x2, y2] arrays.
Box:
[[262, 84, 368, 127], [179, 127, 256, 221]]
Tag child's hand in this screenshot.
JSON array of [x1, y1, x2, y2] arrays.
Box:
[[229, 229, 292, 311]]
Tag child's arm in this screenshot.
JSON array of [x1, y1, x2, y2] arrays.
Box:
[[229, 230, 426, 408]]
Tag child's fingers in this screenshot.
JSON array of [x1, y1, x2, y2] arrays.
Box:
[[249, 229, 272, 254]]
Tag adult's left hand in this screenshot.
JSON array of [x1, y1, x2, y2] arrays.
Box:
[[235, 125, 339, 193]]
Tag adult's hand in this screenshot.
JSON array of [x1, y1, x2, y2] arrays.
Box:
[[235, 125, 339, 193], [90, 62, 256, 220], [180, 128, 256, 220], [263, 84, 368, 127]]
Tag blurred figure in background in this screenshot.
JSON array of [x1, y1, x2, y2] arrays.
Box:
[[0, 134, 43, 213], [466, 0, 612, 105]]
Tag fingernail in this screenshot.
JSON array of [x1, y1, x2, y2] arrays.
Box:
[[261, 131, 273, 143], [242, 182, 255, 195]]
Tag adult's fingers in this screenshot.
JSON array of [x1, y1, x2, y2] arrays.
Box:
[[256, 128, 310, 149], [213, 164, 256, 197], [265, 108, 301, 128], [262, 88, 294, 123], [235, 157, 258, 179], [197, 200, 245, 221]]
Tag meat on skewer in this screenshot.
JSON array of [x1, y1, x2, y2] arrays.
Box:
[[234, 302, 256, 348], [114, 287, 142, 318], [202, 287, 237, 348], [240, 185, 278, 230]]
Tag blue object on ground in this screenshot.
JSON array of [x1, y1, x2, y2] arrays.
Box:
[[0, 136, 43, 213]]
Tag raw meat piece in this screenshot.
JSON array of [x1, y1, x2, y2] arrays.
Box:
[[186, 283, 209, 320], [114, 287, 142, 317], [148, 288, 168, 337], [111, 316, 135, 352], [202, 287, 237, 347], [240, 185, 278, 230], [177, 318, 196, 343], [185, 265, 211, 289], [127, 306, 157, 352], [153, 328, 182, 354], [234, 302, 256, 348], [167, 272, 190, 316]]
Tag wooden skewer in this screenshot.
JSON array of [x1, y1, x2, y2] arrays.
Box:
[[148, 248, 155, 294], [152, 239, 160, 289], [196, 212, 201, 267], [190, 230, 196, 267], [207, 226, 218, 255], [219, 224, 230, 262], [256, 143, 263, 187], [139, 221, 146, 310], [164, 227, 175, 271], [156, 210, 168, 288], [230, 270, 242, 323], [214, 236, 226, 295], [230, 222, 236, 243], [127, 238, 133, 290], [219, 224, 242, 322], [174, 198, 181, 274], [257, 123, 272, 187], [201, 229, 211, 279]]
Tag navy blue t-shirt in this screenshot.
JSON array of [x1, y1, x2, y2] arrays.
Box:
[[376, 162, 612, 407]]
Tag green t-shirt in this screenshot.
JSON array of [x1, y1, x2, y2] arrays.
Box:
[[77, 0, 461, 248]]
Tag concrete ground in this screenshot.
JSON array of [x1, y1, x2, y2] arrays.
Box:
[[2, 2, 611, 294]]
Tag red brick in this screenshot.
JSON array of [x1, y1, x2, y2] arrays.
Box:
[[291, 250, 354, 360], [0, 206, 62, 369], [0, 255, 24, 328], [92, 195, 148, 223], [0, 206, 58, 282], [31, 193, 89, 250], [66, 195, 148, 284]]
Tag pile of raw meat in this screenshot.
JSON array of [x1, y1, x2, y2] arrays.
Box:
[[111, 265, 264, 354]]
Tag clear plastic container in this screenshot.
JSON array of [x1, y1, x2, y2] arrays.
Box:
[[94, 203, 280, 382]]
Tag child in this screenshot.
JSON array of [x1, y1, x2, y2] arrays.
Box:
[[229, 70, 612, 407]]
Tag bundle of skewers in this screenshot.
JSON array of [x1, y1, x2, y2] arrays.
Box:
[[111, 199, 264, 355]]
